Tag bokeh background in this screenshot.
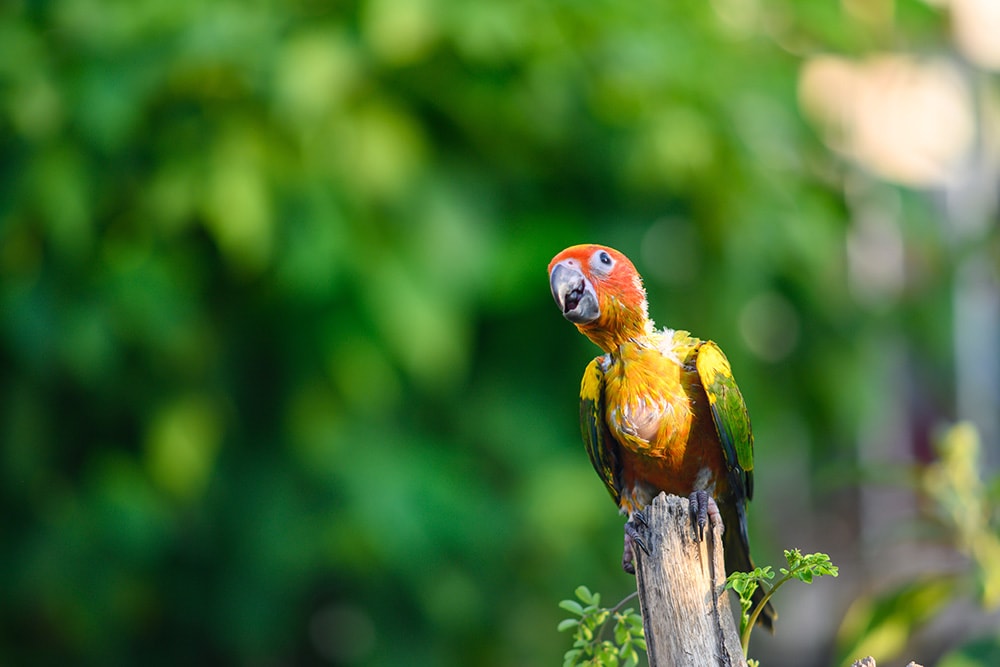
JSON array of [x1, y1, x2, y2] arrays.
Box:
[[2, 0, 999, 665]]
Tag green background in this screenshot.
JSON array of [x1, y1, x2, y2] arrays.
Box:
[[2, 1, 998, 665]]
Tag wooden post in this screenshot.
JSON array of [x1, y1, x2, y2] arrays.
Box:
[[633, 493, 747, 667]]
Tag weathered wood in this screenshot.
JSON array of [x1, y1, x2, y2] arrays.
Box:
[[633, 493, 747, 667]]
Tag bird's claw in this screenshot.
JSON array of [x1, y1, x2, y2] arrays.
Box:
[[625, 519, 649, 556], [688, 490, 720, 542], [622, 512, 650, 575]]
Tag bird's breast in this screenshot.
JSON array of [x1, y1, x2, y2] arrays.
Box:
[[603, 344, 693, 459]]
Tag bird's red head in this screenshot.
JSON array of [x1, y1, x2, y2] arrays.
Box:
[[548, 244, 651, 352]]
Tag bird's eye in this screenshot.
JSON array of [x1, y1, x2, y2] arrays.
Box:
[[590, 249, 615, 274]]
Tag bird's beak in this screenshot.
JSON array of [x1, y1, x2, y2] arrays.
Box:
[[549, 261, 600, 324]]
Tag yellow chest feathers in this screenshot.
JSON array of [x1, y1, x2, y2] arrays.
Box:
[[603, 343, 694, 456]]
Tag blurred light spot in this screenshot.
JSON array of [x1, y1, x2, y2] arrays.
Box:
[[362, 0, 437, 65], [640, 218, 699, 285], [739, 292, 800, 362], [710, 0, 760, 39], [274, 30, 359, 127], [799, 54, 974, 187], [952, 0, 1000, 70], [336, 103, 427, 200], [145, 396, 224, 502], [627, 107, 714, 188], [925, 423, 983, 545], [203, 133, 273, 273], [733, 93, 798, 170], [924, 424, 1000, 606], [450, 2, 526, 63], [842, 0, 894, 26], [518, 58, 575, 140], [846, 211, 905, 310], [309, 602, 376, 664], [366, 257, 468, 390], [411, 181, 493, 300]]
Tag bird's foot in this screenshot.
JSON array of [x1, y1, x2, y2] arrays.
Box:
[[688, 490, 721, 541], [621, 511, 650, 575]]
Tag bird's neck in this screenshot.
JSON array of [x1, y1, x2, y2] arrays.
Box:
[[578, 308, 652, 354]]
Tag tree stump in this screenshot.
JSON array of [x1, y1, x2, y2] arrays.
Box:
[[633, 493, 747, 667]]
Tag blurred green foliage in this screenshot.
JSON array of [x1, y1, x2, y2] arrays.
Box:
[[1, 1, 996, 666], [938, 635, 1000, 667], [837, 424, 1000, 667]]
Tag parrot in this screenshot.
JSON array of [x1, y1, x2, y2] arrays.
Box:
[[548, 243, 776, 631]]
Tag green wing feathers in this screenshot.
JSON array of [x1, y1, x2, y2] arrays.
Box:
[[579, 358, 621, 504], [695, 342, 754, 502]]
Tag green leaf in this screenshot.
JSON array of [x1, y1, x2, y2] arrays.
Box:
[[558, 618, 580, 632], [575, 585, 595, 605], [596, 643, 618, 665], [784, 548, 804, 566], [559, 599, 585, 616], [620, 640, 638, 664]]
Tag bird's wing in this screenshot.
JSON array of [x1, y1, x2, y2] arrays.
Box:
[[580, 357, 622, 504], [695, 341, 754, 502]]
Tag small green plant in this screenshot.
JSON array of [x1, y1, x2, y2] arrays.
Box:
[[557, 585, 646, 667], [726, 549, 839, 657]]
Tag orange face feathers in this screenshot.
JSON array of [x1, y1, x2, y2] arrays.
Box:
[[548, 244, 651, 352]]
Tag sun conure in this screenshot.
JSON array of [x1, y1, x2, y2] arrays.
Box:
[[548, 243, 776, 631]]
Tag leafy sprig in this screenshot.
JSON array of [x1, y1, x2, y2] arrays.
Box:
[[726, 549, 839, 656], [558, 586, 646, 667]]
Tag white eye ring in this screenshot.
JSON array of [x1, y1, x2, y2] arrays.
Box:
[[591, 250, 614, 274]]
